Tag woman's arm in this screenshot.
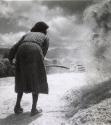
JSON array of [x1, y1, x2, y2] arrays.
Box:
[[8, 35, 25, 64], [42, 36, 49, 57]]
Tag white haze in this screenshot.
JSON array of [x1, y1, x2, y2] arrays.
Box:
[[82, 0, 111, 84]]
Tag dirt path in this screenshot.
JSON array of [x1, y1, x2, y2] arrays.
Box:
[[0, 73, 86, 125]]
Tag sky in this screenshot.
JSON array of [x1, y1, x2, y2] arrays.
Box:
[[0, 0, 95, 48]]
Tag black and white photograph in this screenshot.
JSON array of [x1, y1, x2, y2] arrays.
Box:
[[0, 0, 111, 124]]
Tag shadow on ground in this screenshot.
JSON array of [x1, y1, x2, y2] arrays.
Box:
[[0, 112, 42, 125], [65, 79, 111, 117]]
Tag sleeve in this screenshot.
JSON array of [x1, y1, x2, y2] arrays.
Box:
[[42, 36, 49, 57], [8, 35, 25, 64]]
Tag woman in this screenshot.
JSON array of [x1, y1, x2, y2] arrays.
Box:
[[8, 21, 49, 116]]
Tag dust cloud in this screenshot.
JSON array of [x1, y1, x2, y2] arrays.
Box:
[[82, 0, 111, 83]]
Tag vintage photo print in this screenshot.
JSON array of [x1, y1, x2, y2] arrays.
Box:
[[0, 0, 111, 125]]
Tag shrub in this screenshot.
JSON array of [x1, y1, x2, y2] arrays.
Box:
[[0, 58, 15, 77]]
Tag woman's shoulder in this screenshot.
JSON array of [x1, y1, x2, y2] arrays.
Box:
[[23, 32, 47, 43], [26, 32, 46, 37]]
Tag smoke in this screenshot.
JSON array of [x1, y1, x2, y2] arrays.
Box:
[[83, 0, 111, 83]]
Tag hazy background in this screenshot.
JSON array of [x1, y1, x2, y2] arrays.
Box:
[[1, 0, 111, 78], [0, 0, 96, 67]]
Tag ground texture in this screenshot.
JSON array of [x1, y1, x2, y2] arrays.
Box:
[[0, 73, 85, 125], [1, 73, 111, 125]]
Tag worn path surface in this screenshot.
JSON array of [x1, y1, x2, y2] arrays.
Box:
[[0, 73, 86, 125]]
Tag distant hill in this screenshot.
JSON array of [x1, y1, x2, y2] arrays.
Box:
[[0, 48, 10, 58], [0, 46, 81, 64]]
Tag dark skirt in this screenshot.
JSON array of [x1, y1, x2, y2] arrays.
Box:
[[15, 42, 48, 94]]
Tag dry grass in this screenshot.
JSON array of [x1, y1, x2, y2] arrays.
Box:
[[64, 78, 111, 118]]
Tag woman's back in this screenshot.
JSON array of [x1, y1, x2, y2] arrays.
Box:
[[23, 32, 47, 47]]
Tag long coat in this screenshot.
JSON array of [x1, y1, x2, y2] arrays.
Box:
[[8, 32, 49, 94]]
